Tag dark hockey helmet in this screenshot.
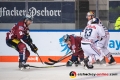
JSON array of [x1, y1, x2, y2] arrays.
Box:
[[92, 18, 99, 24], [63, 34, 70, 42]]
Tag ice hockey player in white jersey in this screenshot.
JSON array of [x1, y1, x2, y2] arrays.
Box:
[[96, 18, 116, 65], [86, 11, 116, 65], [81, 18, 106, 69], [86, 11, 95, 25]]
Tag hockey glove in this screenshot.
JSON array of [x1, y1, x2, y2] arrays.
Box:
[[30, 43, 38, 53], [22, 35, 32, 43], [78, 48, 82, 51], [27, 35, 32, 43]]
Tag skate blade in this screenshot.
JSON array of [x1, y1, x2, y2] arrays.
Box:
[[19, 67, 24, 71], [19, 66, 30, 71], [84, 66, 88, 70]]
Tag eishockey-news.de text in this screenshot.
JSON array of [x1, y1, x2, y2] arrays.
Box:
[[77, 73, 118, 76]]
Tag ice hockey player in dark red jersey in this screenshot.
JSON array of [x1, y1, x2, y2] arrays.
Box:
[[6, 14, 38, 69], [63, 34, 84, 66]]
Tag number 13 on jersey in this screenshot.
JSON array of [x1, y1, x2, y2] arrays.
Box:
[[84, 28, 93, 39]]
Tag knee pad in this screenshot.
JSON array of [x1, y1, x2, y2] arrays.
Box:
[[18, 43, 26, 53], [25, 49, 30, 58], [24, 49, 30, 63]]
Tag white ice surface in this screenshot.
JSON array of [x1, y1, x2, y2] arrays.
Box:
[[0, 62, 120, 80]]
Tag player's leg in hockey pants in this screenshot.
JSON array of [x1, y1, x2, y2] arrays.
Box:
[[6, 39, 30, 68], [77, 50, 84, 66], [97, 36, 116, 64], [103, 49, 116, 64], [6, 39, 19, 50], [66, 50, 84, 67], [77, 50, 84, 60], [81, 43, 104, 69], [18, 43, 30, 69], [84, 56, 94, 69], [104, 35, 116, 64]]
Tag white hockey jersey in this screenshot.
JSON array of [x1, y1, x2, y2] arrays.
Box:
[[87, 18, 109, 36], [87, 19, 92, 25], [98, 19, 109, 35], [81, 24, 105, 43]]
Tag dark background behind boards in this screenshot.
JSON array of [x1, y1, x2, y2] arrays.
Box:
[[109, 1, 120, 23], [0, 2, 75, 23]]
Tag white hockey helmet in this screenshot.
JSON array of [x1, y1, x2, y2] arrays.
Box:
[[86, 11, 95, 18], [24, 14, 33, 21]]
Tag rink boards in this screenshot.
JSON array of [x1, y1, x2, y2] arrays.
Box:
[[0, 30, 120, 62]]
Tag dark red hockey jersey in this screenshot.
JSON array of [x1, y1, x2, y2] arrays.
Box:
[[6, 21, 29, 40], [68, 35, 83, 56]]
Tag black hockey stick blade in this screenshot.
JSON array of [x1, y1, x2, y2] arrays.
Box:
[[46, 55, 72, 65], [48, 58, 58, 63], [48, 51, 72, 63], [48, 53, 72, 64], [29, 65, 65, 68], [44, 62, 55, 65]]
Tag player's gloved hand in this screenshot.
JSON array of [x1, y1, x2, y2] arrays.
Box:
[[27, 35, 32, 43], [22, 35, 32, 43], [30, 43, 38, 53], [78, 48, 82, 51]]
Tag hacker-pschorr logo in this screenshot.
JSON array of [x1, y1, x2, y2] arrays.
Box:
[[0, 7, 61, 17]]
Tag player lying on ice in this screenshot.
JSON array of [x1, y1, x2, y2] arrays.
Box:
[[86, 11, 116, 65], [63, 34, 84, 67], [6, 14, 38, 69]]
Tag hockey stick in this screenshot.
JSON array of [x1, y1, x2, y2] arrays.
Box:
[[28, 64, 66, 68], [30, 43, 44, 64], [49, 51, 72, 63], [45, 49, 82, 65], [48, 52, 72, 63], [36, 52, 44, 64], [44, 52, 72, 65], [48, 49, 83, 63]]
